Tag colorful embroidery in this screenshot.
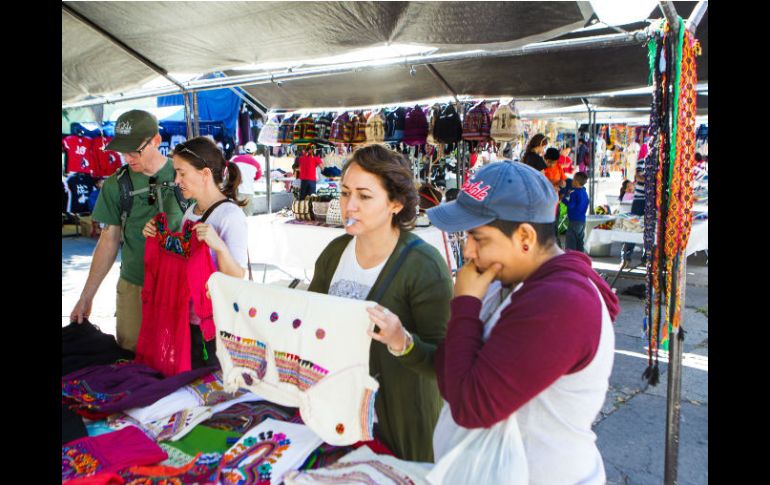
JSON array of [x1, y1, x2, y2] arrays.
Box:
[[155, 213, 195, 258], [270, 312, 279, 322], [315, 329, 326, 340], [359, 389, 375, 441], [234, 303, 240, 312], [292, 319, 302, 329], [221, 430, 291, 485], [203, 402, 298, 434], [62, 443, 102, 480], [249, 308, 257, 318], [186, 371, 241, 406], [220, 330, 268, 379], [300, 461, 416, 485], [274, 351, 329, 391], [62, 379, 129, 411], [120, 451, 222, 485]]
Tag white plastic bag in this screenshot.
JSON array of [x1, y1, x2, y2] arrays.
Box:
[[428, 403, 529, 485]]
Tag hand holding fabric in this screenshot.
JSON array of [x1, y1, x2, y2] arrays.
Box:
[[367, 305, 408, 353], [454, 260, 501, 300], [194, 223, 226, 252], [70, 295, 93, 324], [142, 219, 157, 239]]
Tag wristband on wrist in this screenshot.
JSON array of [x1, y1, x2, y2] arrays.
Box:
[[388, 329, 414, 357]]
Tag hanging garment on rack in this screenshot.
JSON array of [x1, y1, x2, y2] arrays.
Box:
[[365, 110, 386, 143], [435, 104, 463, 146], [209, 273, 379, 446], [490, 103, 523, 142], [385, 107, 406, 142], [313, 113, 334, 146], [258, 116, 282, 147], [350, 111, 369, 144], [65, 172, 97, 214], [90, 135, 123, 177], [403, 105, 429, 146], [329, 112, 353, 145], [63, 134, 95, 174], [136, 213, 216, 376], [462, 102, 492, 142], [293, 116, 318, 146]]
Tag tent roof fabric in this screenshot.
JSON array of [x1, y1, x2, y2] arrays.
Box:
[[62, 1, 707, 116]]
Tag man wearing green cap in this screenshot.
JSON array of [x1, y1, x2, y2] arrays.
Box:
[[69, 110, 186, 351]]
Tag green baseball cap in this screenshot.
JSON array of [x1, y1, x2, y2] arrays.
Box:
[[106, 110, 159, 153]]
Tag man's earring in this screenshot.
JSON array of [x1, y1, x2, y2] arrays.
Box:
[[523, 244, 529, 252]]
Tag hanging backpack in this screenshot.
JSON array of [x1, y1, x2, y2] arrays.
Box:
[[292, 115, 317, 146], [365, 110, 386, 143], [329, 112, 352, 144], [350, 111, 368, 144], [490, 103, 523, 142], [462, 101, 492, 142], [313, 113, 334, 145], [257, 116, 282, 147], [403, 105, 428, 146], [278, 115, 298, 145], [385, 107, 406, 142], [425, 104, 442, 146], [435, 104, 463, 144]]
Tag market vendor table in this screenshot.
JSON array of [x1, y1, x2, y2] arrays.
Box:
[[586, 219, 708, 258], [247, 213, 456, 280]]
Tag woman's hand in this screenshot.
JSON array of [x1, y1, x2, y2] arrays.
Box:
[[142, 219, 157, 238], [194, 223, 226, 252], [367, 305, 409, 353]]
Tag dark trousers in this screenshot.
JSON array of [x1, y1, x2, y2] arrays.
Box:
[[299, 180, 317, 200], [191, 324, 220, 370], [566, 220, 586, 252]]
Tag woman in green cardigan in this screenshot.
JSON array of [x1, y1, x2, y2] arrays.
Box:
[[308, 144, 453, 462]]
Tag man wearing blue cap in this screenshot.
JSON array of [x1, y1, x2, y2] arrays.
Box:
[[69, 110, 186, 351], [425, 161, 620, 484]]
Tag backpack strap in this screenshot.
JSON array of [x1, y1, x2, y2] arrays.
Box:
[[116, 165, 133, 245], [198, 198, 253, 281], [369, 239, 424, 304]]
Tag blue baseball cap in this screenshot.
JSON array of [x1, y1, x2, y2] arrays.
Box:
[[427, 161, 558, 232]]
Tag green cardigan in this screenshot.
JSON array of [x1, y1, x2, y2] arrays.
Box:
[[308, 230, 453, 462]]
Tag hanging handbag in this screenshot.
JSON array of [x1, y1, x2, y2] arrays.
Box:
[[326, 198, 342, 226]]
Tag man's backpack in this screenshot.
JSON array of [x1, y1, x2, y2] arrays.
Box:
[[116, 165, 189, 244], [434, 104, 463, 144], [490, 103, 523, 142], [462, 101, 492, 142], [365, 110, 386, 143], [403, 105, 429, 146]]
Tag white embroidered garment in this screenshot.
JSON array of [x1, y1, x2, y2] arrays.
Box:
[[124, 371, 251, 424], [220, 418, 323, 485], [209, 272, 380, 446], [284, 445, 432, 485]]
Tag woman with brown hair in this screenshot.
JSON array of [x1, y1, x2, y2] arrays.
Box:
[[308, 144, 453, 461], [142, 136, 250, 368], [521, 133, 549, 172]]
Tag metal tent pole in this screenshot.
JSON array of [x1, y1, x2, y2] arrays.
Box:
[[192, 91, 201, 137], [664, 268, 686, 485], [265, 149, 272, 214], [183, 93, 193, 139]]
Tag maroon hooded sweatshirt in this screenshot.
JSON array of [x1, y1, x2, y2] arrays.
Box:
[[435, 251, 620, 429]]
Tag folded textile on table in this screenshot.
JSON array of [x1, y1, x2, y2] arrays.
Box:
[[202, 401, 299, 434], [62, 320, 135, 376], [209, 273, 379, 446], [284, 445, 432, 485], [117, 451, 221, 484], [62, 362, 214, 415], [62, 426, 167, 482], [123, 370, 252, 424], [219, 418, 323, 485], [63, 472, 125, 485], [163, 425, 243, 456]]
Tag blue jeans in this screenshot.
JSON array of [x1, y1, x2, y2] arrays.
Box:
[[566, 220, 585, 252]]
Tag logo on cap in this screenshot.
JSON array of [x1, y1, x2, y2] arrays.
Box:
[[116, 121, 132, 135], [461, 179, 491, 202]]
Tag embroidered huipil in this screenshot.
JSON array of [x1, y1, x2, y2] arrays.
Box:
[[209, 273, 379, 446], [136, 212, 217, 376]]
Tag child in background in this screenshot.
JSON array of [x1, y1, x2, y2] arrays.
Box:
[[619, 180, 635, 202], [564, 172, 589, 252], [543, 148, 566, 194]]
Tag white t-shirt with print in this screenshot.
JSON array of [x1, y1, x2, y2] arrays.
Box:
[[328, 238, 387, 301]]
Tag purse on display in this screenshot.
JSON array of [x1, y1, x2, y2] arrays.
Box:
[[326, 198, 342, 226]]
